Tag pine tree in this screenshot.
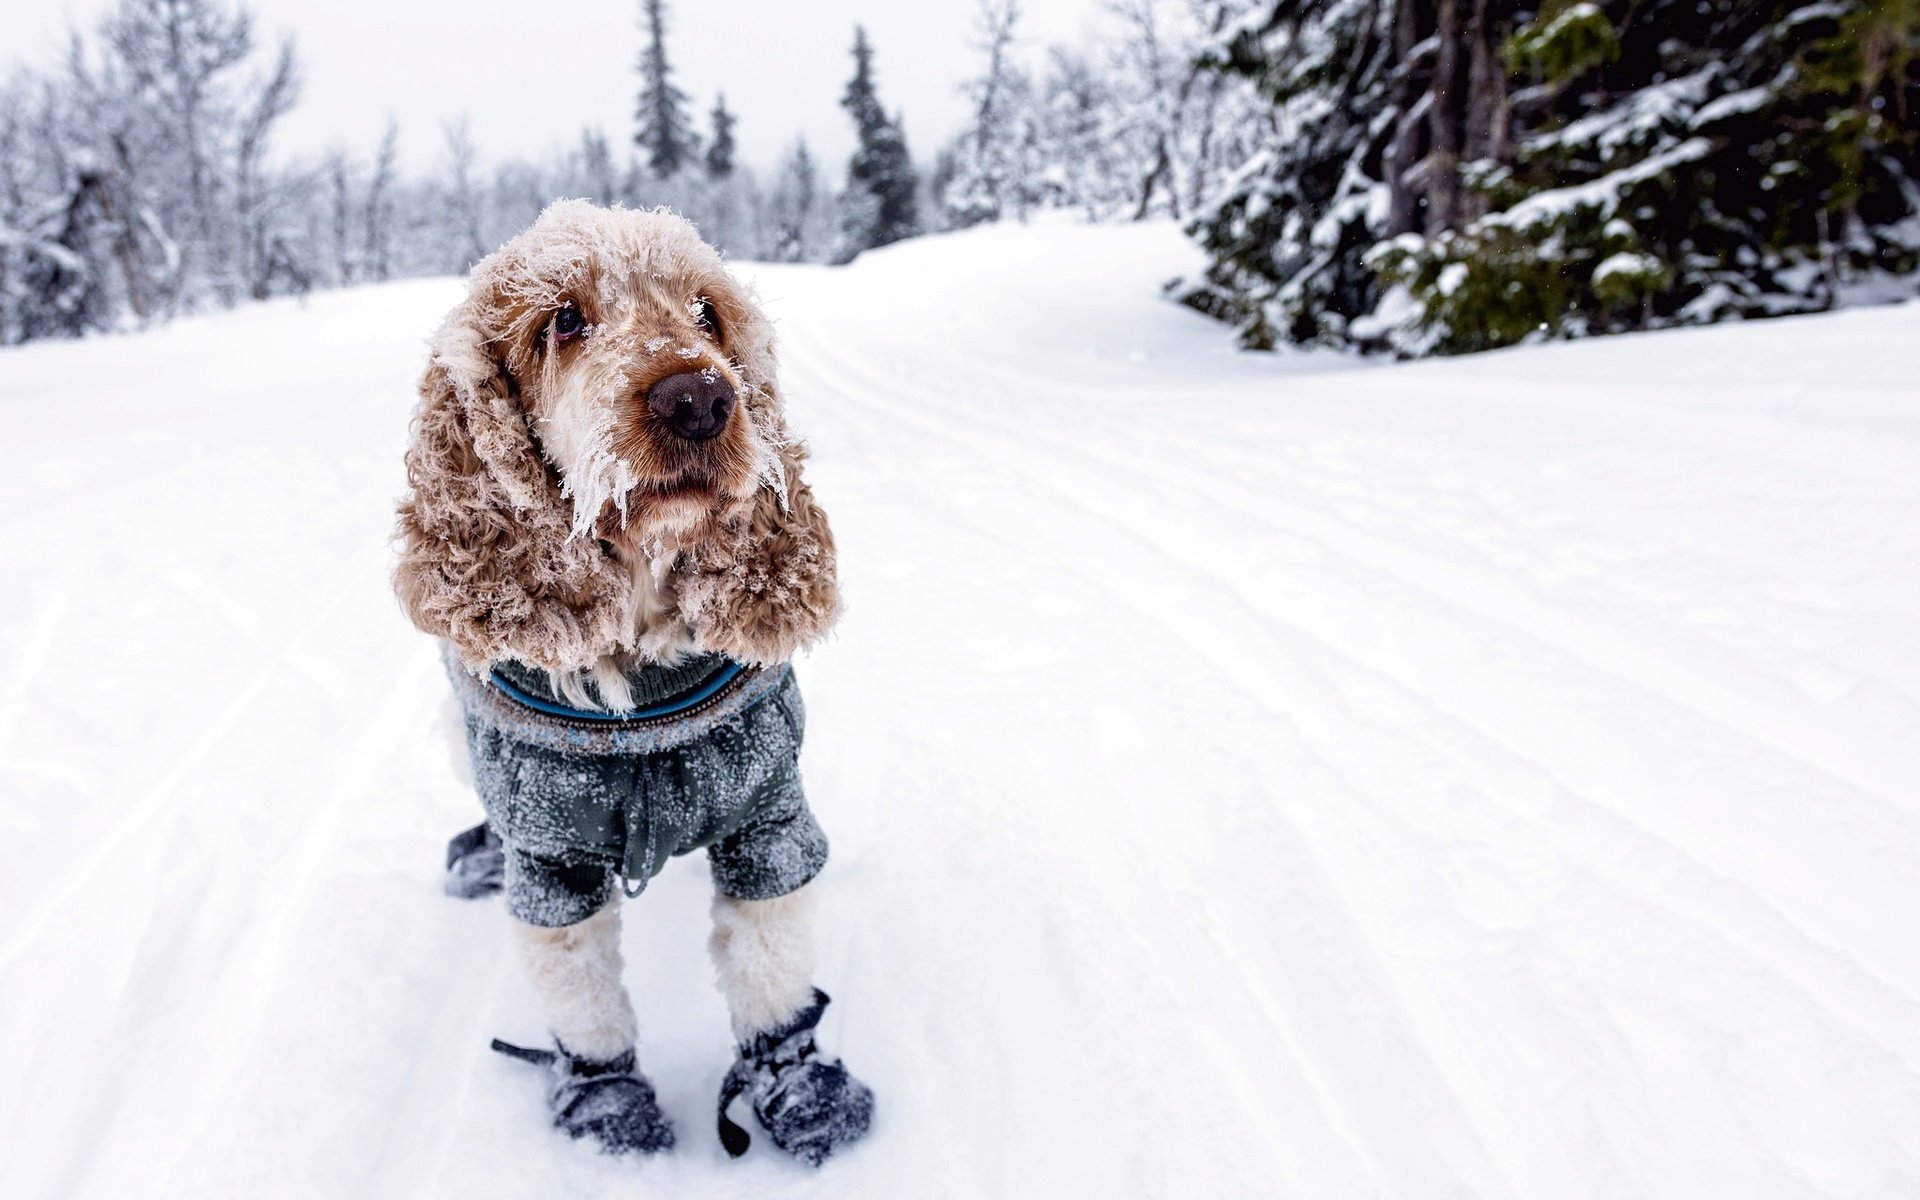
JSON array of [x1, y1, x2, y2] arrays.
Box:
[[836, 26, 922, 260], [706, 93, 736, 179], [633, 0, 699, 177], [577, 127, 618, 204], [769, 139, 826, 262], [1379, 0, 1920, 353]]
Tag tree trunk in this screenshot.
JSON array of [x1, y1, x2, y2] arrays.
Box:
[[1426, 0, 1464, 231], [1460, 0, 1514, 220], [1385, 0, 1432, 236], [1134, 138, 1175, 220]]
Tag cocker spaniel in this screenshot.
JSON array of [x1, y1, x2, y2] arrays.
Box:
[[393, 200, 872, 1165]]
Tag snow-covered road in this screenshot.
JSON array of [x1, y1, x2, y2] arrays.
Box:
[[3, 222, 1917, 1198]]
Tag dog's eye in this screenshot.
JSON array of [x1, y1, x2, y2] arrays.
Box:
[[691, 298, 721, 341], [551, 305, 586, 343]]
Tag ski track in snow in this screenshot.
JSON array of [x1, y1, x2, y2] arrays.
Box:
[[1, 222, 1916, 1199]]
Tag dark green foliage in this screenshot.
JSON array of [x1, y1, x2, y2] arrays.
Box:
[[1181, 0, 1920, 357], [1505, 0, 1619, 84], [1799, 0, 1920, 215]]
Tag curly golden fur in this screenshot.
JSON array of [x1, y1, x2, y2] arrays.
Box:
[[393, 201, 839, 680]]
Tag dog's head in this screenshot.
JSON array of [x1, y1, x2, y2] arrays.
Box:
[[395, 201, 838, 673], [461, 202, 775, 539]]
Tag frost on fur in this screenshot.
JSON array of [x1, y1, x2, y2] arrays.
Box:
[[547, 402, 643, 540], [393, 200, 840, 673]]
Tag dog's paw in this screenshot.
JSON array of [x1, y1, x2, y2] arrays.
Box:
[[550, 1048, 676, 1157], [718, 988, 874, 1166], [754, 1055, 874, 1167], [443, 821, 504, 899], [494, 1038, 676, 1158]]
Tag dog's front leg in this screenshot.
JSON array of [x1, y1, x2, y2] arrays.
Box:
[[709, 887, 817, 1038], [508, 902, 675, 1154], [710, 884, 875, 1165], [511, 902, 638, 1059]]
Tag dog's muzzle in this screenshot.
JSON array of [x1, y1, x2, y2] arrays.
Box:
[[648, 370, 735, 441]]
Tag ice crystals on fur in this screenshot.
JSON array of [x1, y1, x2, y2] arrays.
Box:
[[540, 400, 643, 541]]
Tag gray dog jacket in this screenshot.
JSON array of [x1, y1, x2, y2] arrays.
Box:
[[446, 647, 828, 927]]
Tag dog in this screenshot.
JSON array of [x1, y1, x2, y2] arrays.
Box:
[[392, 200, 873, 1165]]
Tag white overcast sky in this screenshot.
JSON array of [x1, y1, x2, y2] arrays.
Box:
[[4, 0, 1106, 176]]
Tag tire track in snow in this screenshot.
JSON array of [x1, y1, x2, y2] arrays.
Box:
[[144, 650, 451, 1191], [0, 578, 361, 977], [798, 325, 1920, 1040], [784, 334, 1529, 1197], [787, 324, 1920, 995], [797, 318, 1908, 810], [781, 322, 1920, 1192], [0, 566, 75, 764]]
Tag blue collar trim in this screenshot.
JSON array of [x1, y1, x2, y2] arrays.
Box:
[[486, 660, 745, 724]]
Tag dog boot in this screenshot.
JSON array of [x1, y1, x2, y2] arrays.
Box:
[[444, 821, 504, 899], [492, 1038, 676, 1156], [716, 988, 874, 1166]]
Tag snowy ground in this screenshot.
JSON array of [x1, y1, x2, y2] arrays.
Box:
[[2, 221, 1917, 1199]]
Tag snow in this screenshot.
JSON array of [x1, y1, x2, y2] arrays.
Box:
[[1528, 71, 1715, 160], [1349, 282, 1422, 341], [3, 220, 1920, 1198], [1592, 250, 1663, 285], [1494, 137, 1714, 231], [1691, 85, 1773, 128]]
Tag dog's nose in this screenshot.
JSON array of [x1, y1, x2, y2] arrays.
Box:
[[646, 371, 735, 441]]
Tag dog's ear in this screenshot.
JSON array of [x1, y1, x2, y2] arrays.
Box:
[[675, 429, 841, 666], [393, 300, 630, 672]]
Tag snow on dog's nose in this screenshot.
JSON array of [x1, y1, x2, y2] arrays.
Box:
[[647, 369, 735, 441]]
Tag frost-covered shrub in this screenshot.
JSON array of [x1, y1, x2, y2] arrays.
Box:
[[1371, 227, 1581, 356]]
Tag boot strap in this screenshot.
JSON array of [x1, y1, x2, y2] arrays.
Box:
[[717, 1060, 754, 1157], [716, 988, 833, 1157], [489, 1038, 556, 1067]]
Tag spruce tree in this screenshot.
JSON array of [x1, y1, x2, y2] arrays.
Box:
[[1374, 0, 1920, 353], [1180, 1, 1920, 356], [633, 0, 698, 177], [1174, 0, 1400, 350], [837, 26, 922, 260], [705, 93, 736, 180], [769, 140, 822, 262]]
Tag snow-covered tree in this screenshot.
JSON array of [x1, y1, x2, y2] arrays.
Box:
[[941, 0, 1039, 228], [442, 117, 488, 269], [930, 0, 1264, 229], [633, 0, 699, 179], [767, 140, 836, 262], [1180, 0, 1920, 356], [573, 127, 620, 206], [0, 0, 320, 341], [233, 38, 301, 299], [361, 121, 398, 281], [836, 26, 922, 261], [706, 94, 737, 180], [1027, 47, 1130, 218], [1173, 0, 1399, 349]]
